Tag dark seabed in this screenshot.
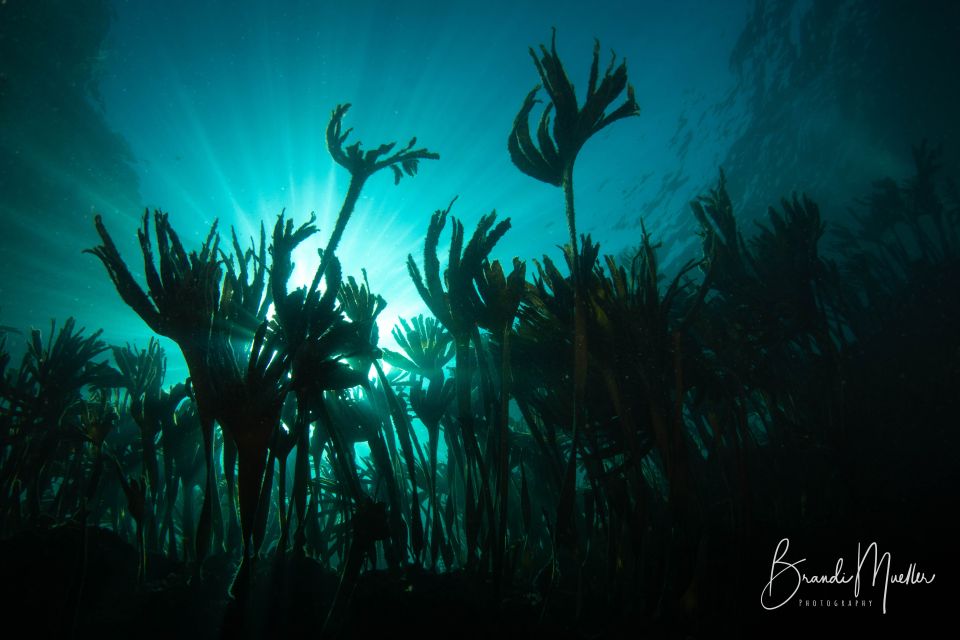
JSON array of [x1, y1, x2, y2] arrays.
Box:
[[1, 0, 958, 637]]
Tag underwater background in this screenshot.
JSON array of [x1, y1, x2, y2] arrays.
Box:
[[1, 0, 958, 637]]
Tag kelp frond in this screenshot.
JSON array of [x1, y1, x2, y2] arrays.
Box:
[[508, 30, 639, 187]]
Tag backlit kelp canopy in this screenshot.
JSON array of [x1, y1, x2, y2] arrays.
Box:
[[0, 30, 956, 637], [86, 103, 437, 593]]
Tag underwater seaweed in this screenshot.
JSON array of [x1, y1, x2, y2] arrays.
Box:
[[86, 103, 437, 599], [383, 315, 455, 569], [1, 21, 957, 637], [407, 200, 512, 573], [0, 319, 118, 529], [86, 211, 227, 561], [508, 34, 640, 591]]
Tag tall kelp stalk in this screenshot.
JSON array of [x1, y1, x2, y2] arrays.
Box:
[[338, 271, 417, 562], [267, 107, 438, 622], [690, 171, 840, 468], [213, 231, 290, 594], [475, 257, 526, 591], [1, 19, 957, 631], [340, 273, 428, 566], [0, 319, 119, 532], [509, 225, 712, 618], [111, 339, 189, 554], [309, 103, 439, 297], [86, 213, 226, 562], [88, 101, 437, 597], [407, 202, 512, 572], [382, 315, 456, 569], [507, 31, 639, 575]]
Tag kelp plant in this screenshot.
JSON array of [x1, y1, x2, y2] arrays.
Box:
[[507, 29, 639, 584], [1, 29, 956, 638], [86, 104, 437, 593]]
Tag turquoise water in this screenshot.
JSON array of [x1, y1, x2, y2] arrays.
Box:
[[2, 4, 958, 634], [3, 1, 956, 371], [3, 0, 750, 378]]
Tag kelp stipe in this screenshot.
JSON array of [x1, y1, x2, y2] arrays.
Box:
[[86, 103, 437, 599], [407, 200, 513, 573], [0, 18, 956, 632], [507, 30, 639, 603], [0, 318, 118, 532], [86, 211, 226, 563], [382, 315, 455, 570]]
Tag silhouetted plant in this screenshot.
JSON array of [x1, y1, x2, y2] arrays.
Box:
[[509, 30, 639, 254], [508, 32, 640, 573], [0, 318, 118, 528], [311, 104, 439, 295], [88, 97, 438, 586], [111, 338, 189, 551], [3, 24, 956, 634], [407, 200, 512, 569], [268, 212, 370, 558], [339, 271, 429, 565], [475, 256, 526, 587], [87, 211, 225, 561], [383, 315, 456, 568]]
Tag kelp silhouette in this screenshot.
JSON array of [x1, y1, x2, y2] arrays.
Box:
[[0, 33, 956, 638], [86, 104, 437, 596]]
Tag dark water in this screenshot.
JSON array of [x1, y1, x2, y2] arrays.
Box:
[[1, 0, 958, 636]]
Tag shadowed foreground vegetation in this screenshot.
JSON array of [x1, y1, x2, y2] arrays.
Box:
[[1, 35, 957, 637]]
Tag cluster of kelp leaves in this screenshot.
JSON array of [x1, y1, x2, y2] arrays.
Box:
[[1, 34, 958, 637]]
